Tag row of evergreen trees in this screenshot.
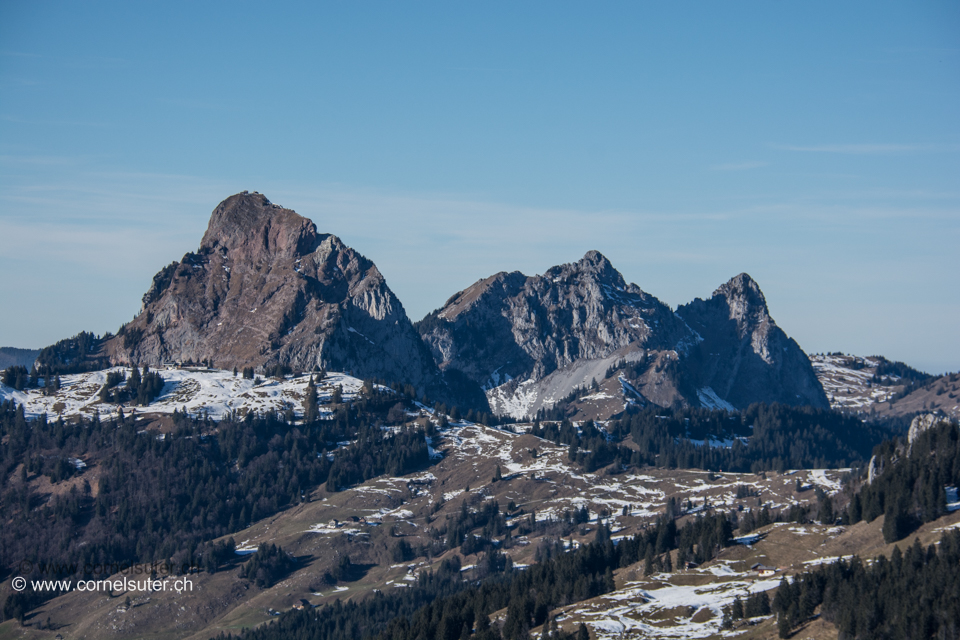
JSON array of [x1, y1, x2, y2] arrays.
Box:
[[96, 366, 165, 406], [2, 365, 61, 394], [843, 418, 960, 543], [238, 544, 297, 588], [34, 331, 108, 375], [3, 362, 164, 408], [226, 511, 735, 640], [773, 531, 960, 639], [530, 403, 893, 474], [0, 386, 433, 621]]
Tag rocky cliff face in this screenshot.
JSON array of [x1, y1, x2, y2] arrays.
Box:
[[417, 251, 699, 417], [105, 192, 450, 399], [676, 273, 829, 410], [419, 251, 696, 383], [420, 259, 827, 418], [86, 196, 824, 416]]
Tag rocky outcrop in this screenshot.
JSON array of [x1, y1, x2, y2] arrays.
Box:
[[419, 251, 694, 385], [676, 274, 828, 410], [78, 196, 826, 417], [104, 192, 460, 402], [867, 454, 882, 484], [421, 260, 827, 419], [908, 413, 946, 450], [418, 251, 699, 418]]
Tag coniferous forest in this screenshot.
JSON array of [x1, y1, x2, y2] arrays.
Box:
[[2, 366, 959, 638], [844, 419, 960, 543], [217, 412, 958, 640], [532, 403, 895, 474], [4, 6, 958, 637], [773, 531, 960, 639], [0, 382, 431, 621], [218, 512, 734, 640]]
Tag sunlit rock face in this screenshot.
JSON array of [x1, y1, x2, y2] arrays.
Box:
[[106, 192, 443, 397]]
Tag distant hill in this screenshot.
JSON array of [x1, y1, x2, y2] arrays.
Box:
[[811, 352, 959, 419], [0, 346, 39, 369]]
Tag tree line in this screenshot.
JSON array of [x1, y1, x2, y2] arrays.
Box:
[[843, 418, 960, 543], [219, 511, 737, 640], [96, 365, 165, 405], [0, 384, 434, 621], [773, 530, 960, 639], [531, 403, 894, 474]]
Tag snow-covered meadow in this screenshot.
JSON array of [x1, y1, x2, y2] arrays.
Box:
[[0, 366, 365, 421]]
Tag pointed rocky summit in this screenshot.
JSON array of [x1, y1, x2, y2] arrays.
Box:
[[417, 251, 698, 417], [420, 261, 828, 418], [418, 250, 692, 388], [676, 273, 828, 409], [104, 192, 448, 398]]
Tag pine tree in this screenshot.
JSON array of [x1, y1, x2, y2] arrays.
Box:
[[304, 375, 319, 422], [849, 493, 863, 523], [883, 497, 912, 543], [778, 613, 791, 638], [731, 596, 744, 619], [128, 366, 141, 392], [819, 495, 835, 524], [541, 615, 552, 640], [644, 546, 655, 575]]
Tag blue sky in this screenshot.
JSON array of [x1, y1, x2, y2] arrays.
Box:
[[1, 2, 958, 374]]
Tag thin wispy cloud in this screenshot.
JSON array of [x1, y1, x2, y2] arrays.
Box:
[[0, 154, 87, 166], [0, 51, 43, 59], [883, 46, 960, 55], [709, 161, 768, 171], [776, 143, 960, 154], [449, 67, 519, 73], [0, 220, 188, 272], [160, 98, 231, 111], [1, 173, 956, 372], [0, 114, 114, 128], [0, 77, 41, 87], [0, 50, 129, 69]]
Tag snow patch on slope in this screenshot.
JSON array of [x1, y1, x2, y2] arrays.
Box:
[[697, 387, 736, 412], [0, 367, 367, 421]]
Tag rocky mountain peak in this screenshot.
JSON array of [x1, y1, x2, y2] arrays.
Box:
[[418, 252, 697, 417], [199, 191, 320, 260], [100, 193, 486, 408], [714, 273, 770, 327], [575, 250, 616, 277], [677, 274, 828, 410], [544, 250, 625, 288]]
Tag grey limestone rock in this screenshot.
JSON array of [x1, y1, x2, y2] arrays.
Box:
[[676, 273, 828, 410], [104, 192, 446, 399], [421, 260, 827, 418], [418, 251, 697, 417]]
